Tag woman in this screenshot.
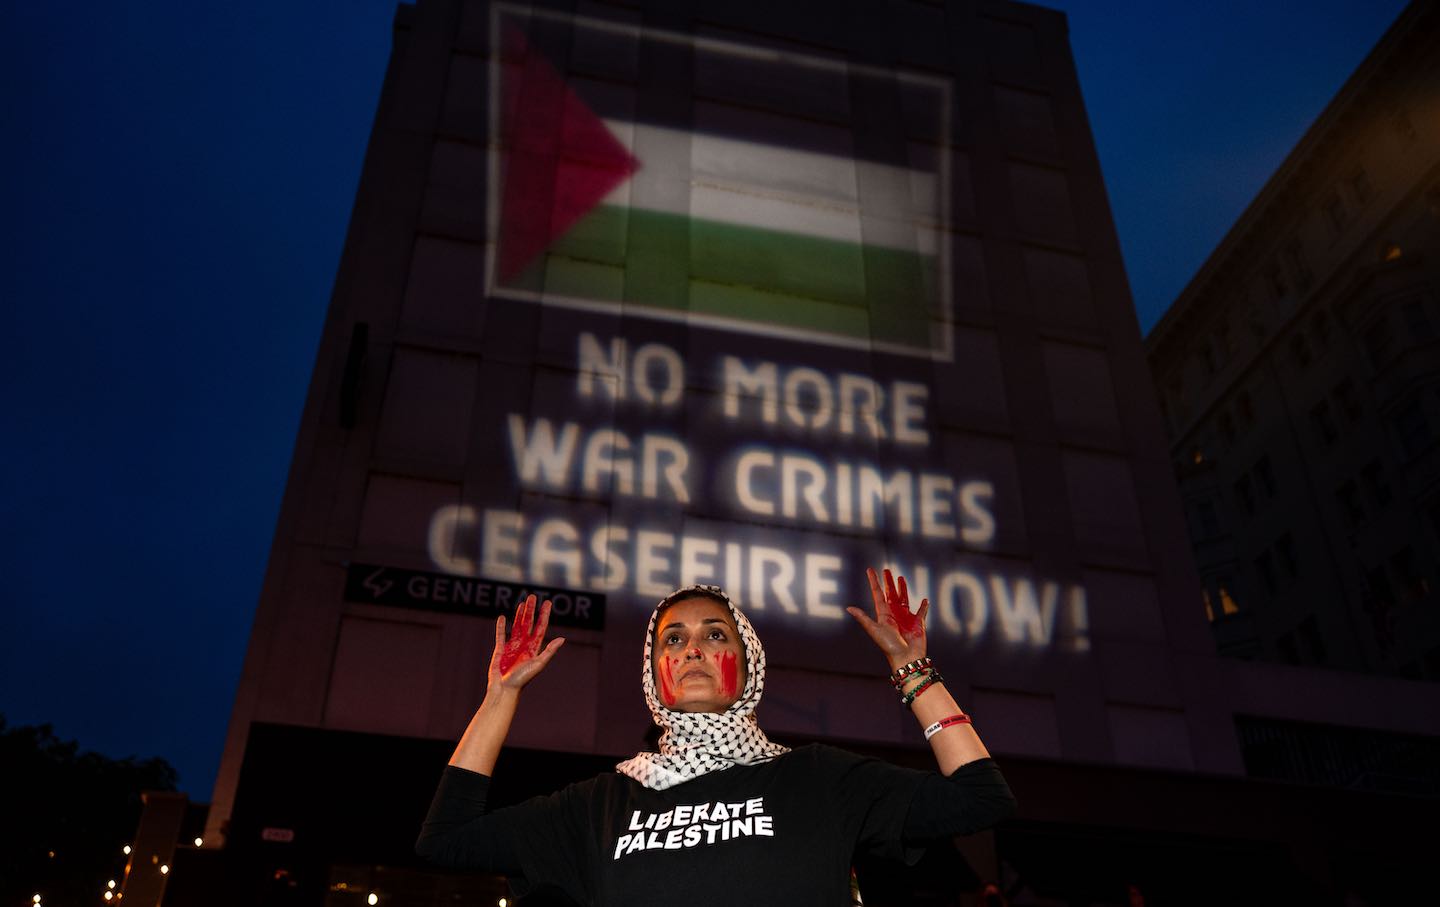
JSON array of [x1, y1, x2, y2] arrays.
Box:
[[417, 568, 1015, 904]]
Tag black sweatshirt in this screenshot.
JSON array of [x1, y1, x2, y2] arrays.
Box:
[[417, 744, 1015, 906]]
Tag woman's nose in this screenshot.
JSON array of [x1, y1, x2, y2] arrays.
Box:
[[684, 644, 702, 660]]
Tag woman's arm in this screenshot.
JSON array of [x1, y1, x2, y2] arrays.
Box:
[[846, 568, 992, 775], [449, 594, 565, 774], [417, 595, 565, 868]]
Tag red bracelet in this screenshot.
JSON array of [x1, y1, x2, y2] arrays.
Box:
[[923, 713, 972, 740], [900, 671, 942, 707]]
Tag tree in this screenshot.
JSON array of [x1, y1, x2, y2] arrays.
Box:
[[0, 715, 177, 906]]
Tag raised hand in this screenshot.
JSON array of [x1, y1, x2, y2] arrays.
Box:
[[489, 594, 565, 690], [845, 567, 929, 670]]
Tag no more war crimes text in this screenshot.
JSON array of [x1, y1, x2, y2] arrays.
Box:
[[576, 333, 931, 445], [506, 415, 997, 543]]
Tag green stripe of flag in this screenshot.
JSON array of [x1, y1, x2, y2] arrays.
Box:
[[508, 205, 935, 348]]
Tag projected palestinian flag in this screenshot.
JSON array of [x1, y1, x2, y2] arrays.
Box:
[[488, 5, 952, 358]]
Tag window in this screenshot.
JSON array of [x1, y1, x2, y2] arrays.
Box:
[[1360, 459, 1391, 508], [1202, 588, 1215, 622], [1268, 264, 1289, 301], [1284, 239, 1312, 291], [1197, 339, 1216, 377], [1336, 480, 1365, 526], [1218, 581, 1240, 616], [1196, 498, 1221, 538], [1310, 399, 1338, 446], [1322, 192, 1348, 233], [1248, 311, 1269, 341], [1276, 631, 1300, 665], [1276, 533, 1298, 578], [1347, 166, 1373, 206], [1290, 332, 1312, 368], [1238, 391, 1256, 426], [1364, 316, 1394, 366], [1402, 298, 1434, 342], [1333, 378, 1362, 421], [1298, 616, 1327, 665], [1256, 550, 1278, 595], [1167, 378, 1187, 422], [1216, 319, 1234, 363], [1235, 474, 1256, 516], [1364, 565, 1395, 608], [1255, 455, 1277, 498], [1394, 398, 1432, 458], [1393, 108, 1417, 145], [1424, 645, 1440, 681], [1392, 547, 1430, 602]]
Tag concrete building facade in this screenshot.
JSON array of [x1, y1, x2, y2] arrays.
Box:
[[191, 1, 1440, 904]]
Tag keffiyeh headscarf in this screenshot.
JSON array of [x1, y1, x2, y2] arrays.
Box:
[[615, 584, 789, 790]]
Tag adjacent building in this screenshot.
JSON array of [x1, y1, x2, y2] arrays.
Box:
[[1146, 0, 1440, 683]]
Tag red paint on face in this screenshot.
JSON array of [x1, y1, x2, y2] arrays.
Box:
[[657, 656, 679, 707], [717, 651, 739, 700]]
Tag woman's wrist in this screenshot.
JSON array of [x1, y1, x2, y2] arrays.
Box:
[[482, 683, 522, 709], [887, 653, 926, 673]]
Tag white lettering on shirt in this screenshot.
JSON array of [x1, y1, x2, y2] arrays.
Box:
[[611, 797, 775, 860]]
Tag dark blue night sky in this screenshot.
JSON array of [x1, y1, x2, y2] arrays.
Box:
[[1, 0, 1407, 796]]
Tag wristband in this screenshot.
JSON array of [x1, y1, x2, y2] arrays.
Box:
[[900, 670, 943, 707], [888, 657, 933, 688], [923, 713, 972, 740]]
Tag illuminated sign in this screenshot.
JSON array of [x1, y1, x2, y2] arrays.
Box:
[[343, 562, 606, 629], [415, 5, 1092, 654]]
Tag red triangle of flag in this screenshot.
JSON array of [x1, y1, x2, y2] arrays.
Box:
[[497, 25, 640, 283]]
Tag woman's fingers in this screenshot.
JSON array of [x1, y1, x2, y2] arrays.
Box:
[[866, 567, 886, 619], [533, 636, 565, 669], [514, 594, 535, 639], [898, 574, 910, 608], [532, 599, 553, 649]]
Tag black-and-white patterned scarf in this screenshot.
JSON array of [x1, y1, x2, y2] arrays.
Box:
[[615, 584, 790, 790]]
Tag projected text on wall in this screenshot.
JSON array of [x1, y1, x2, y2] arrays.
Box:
[[427, 333, 1089, 652]]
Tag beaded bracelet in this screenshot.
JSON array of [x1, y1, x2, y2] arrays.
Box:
[[888, 657, 933, 688], [923, 713, 972, 740], [900, 669, 943, 707]]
